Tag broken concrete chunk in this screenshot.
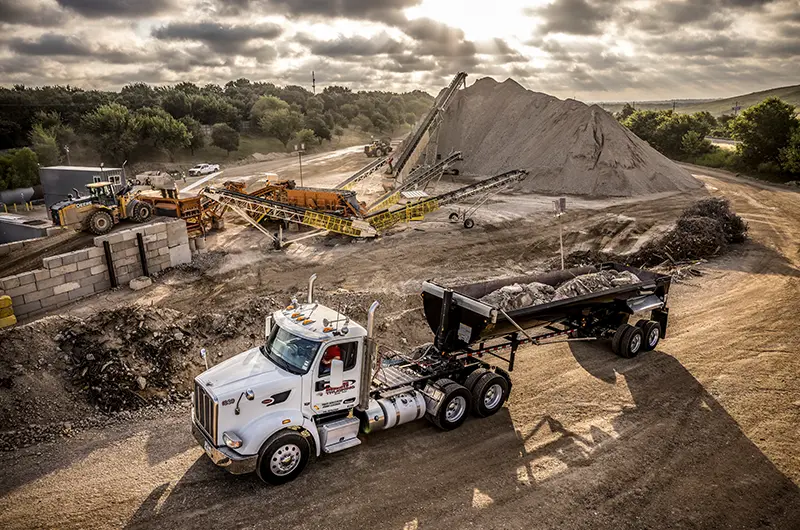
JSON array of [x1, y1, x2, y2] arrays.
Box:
[[129, 276, 153, 291]]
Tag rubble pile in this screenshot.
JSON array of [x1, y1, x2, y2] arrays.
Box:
[[57, 307, 195, 412], [479, 282, 555, 310], [481, 270, 640, 311], [552, 270, 640, 301]]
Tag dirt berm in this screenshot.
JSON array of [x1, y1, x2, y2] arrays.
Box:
[[435, 77, 702, 197]]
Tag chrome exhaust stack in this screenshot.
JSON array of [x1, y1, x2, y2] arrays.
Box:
[[307, 273, 317, 303], [357, 301, 380, 411]]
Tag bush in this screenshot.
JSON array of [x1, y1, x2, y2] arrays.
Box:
[[692, 149, 740, 168]]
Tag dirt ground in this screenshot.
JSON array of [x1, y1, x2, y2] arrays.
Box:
[[1, 153, 799, 529]]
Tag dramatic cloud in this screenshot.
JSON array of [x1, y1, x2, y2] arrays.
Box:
[[0, 0, 796, 101], [531, 0, 617, 35], [56, 0, 174, 18]]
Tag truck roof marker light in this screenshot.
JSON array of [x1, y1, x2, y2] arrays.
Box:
[[323, 326, 334, 332], [291, 313, 300, 318], [303, 319, 315, 325], [286, 305, 295, 310], [295, 315, 305, 321]]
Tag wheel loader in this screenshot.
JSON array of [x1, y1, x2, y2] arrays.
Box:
[[364, 137, 393, 158], [50, 181, 153, 235]]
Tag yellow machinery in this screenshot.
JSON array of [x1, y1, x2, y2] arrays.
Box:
[[364, 138, 393, 158], [50, 181, 153, 235]]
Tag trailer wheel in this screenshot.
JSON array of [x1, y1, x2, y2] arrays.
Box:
[[636, 320, 661, 351], [428, 380, 471, 430], [472, 372, 509, 417], [256, 430, 311, 486], [611, 324, 628, 355], [463, 218, 475, 229], [449, 212, 460, 223], [88, 210, 113, 235], [464, 367, 488, 394], [615, 324, 644, 358]]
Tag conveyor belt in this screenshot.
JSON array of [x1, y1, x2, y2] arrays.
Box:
[[335, 157, 389, 190]]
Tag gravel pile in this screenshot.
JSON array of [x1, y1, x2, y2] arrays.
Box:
[[435, 77, 702, 197]]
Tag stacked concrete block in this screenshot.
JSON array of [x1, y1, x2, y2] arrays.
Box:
[[0, 237, 46, 257], [0, 219, 192, 320]]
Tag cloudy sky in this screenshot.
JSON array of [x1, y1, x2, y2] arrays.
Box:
[[0, 0, 798, 101]]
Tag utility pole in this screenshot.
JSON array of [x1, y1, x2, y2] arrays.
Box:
[[554, 198, 566, 270], [672, 100, 676, 112], [312, 71, 316, 95], [294, 143, 306, 187]]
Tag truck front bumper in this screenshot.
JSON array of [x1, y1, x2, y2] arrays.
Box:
[[192, 421, 257, 475]]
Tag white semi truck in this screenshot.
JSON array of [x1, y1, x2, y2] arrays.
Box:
[[192, 265, 671, 485]]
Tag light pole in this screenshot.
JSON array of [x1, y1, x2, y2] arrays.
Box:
[[294, 143, 306, 187], [64, 145, 71, 165]]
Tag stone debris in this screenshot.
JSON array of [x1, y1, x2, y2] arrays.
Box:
[[480, 270, 641, 311], [552, 270, 640, 301], [480, 282, 555, 310]]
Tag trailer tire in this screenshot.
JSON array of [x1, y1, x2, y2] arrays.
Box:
[[88, 210, 114, 235], [611, 324, 628, 355], [463, 218, 475, 229], [464, 367, 488, 394], [449, 212, 460, 223], [428, 380, 471, 431], [636, 320, 661, 351], [471, 372, 509, 417], [617, 324, 644, 358], [256, 430, 311, 486]]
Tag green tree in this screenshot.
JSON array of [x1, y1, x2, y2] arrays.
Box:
[[623, 110, 661, 144], [352, 114, 372, 132], [304, 114, 331, 143], [654, 113, 710, 156], [250, 95, 289, 124], [117, 83, 159, 111], [190, 94, 238, 126], [692, 111, 718, 130], [294, 128, 316, 148], [370, 112, 391, 133], [616, 103, 636, 121], [160, 89, 191, 119], [780, 129, 800, 175], [211, 123, 239, 155], [258, 108, 303, 147], [134, 107, 191, 160], [29, 124, 60, 165], [180, 116, 205, 154], [82, 103, 138, 164], [10, 147, 39, 187], [340, 103, 358, 120], [730, 97, 799, 166], [334, 126, 344, 143], [681, 130, 713, 157]]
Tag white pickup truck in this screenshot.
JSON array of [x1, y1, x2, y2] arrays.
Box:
[[188, 163, 220, 177]]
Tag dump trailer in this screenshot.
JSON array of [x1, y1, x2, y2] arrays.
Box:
[[191, 264, 671, 485]]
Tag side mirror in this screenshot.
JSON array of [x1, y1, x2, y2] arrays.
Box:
[[265, 316, 273, 340], [329, 359, 344, 388]]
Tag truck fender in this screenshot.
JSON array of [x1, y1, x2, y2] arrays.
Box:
[[237, 410, 318, 456]]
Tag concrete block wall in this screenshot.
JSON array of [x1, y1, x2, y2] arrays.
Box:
[[0, 219, 191, 320], [0, 236, 47, 257]]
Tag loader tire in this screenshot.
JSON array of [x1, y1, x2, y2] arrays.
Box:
[[88, 210, 113, 235], [134, 202, 153, 222], [471, 372, 509, 418], [427, 379, 471, 431]]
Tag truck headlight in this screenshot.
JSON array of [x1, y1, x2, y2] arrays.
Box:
[[223, 431, 243, 449]]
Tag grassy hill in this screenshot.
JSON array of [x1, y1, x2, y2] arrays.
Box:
[[596, 84, 800, 116]]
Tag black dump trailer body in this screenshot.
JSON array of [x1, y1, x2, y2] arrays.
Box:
[[421, 263, 672, 354]]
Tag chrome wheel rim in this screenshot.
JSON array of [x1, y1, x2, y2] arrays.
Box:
[[630, 333, 642, 354], [483, 383, 503, 409], [270, 444, 301, 476], [445, 396, 467, 422], [648, 328, 659, 347]]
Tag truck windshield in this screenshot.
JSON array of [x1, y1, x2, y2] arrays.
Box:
[[261, 325, 320, 375]]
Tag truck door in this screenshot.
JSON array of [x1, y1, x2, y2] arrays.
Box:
[[310, 341, 361, 414]]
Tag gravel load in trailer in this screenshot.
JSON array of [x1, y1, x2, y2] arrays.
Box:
[[421, 262, 671, 359]]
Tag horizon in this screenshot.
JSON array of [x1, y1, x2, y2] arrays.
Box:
[[0, 0, 798, 102]]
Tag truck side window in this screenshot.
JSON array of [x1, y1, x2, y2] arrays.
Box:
[[318, 341, 358, 376]]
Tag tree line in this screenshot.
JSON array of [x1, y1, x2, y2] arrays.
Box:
[[615, 98, 800, 179], [0, 80, 434, 168]]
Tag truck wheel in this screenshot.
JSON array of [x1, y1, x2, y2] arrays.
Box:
[[448, 212, 460, 223], [463, 218, 475, 229], [135, 202, 153, 222], [428, 380, 471, 431], [615, 324, 644, 358], [636, 320, 661, 351], [472, 372, 509, 417], [256, 430, 311, 486], [88, 210, 113, 235]]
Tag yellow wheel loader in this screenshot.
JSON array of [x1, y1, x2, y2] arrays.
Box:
[[50, 182, 153, 235]]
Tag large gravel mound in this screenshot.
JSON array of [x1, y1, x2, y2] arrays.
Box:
[[435, 77, 702, 197]]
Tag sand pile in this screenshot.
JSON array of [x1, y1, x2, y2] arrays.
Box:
[[435, 77, 702, 197]]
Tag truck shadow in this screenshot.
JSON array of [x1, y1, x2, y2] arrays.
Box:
[[122, 344, 800, 529]]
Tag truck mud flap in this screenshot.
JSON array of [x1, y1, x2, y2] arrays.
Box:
[[651, 308, 669, 339]]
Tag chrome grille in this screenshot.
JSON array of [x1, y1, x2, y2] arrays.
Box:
[[194, 381, 218, 444]]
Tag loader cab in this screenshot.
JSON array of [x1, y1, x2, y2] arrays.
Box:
[[86, 182, 117, 207]]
